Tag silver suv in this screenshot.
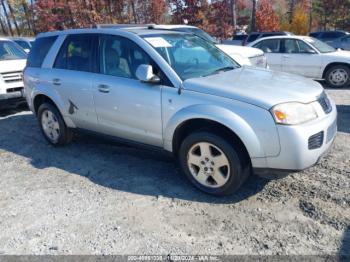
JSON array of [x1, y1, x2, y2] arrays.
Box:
[[24, 28, 337, 196]]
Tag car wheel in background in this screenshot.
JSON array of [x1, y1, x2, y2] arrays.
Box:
[[179, 131, 251, 196], [38, 103, 73, 146], [325, 65, 350, 88]]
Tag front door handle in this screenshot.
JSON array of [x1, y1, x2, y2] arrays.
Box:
[[52, 78, 61, 86], [283, 55, 291, 59], [98, 84, 110, 93]]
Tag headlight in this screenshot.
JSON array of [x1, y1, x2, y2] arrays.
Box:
[[271, 102, 318, 125]]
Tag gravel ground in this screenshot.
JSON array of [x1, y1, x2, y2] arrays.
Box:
[[0, 86, 349, 256]]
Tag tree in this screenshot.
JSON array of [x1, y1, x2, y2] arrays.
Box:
[[1, 0, 13, 35], [255, 0, 280, 31], [284, 4, 309, 34], [148, 0, 168, 24], [169, 0, 210, 26], [208, 0, 233, 38], [7, 0, 20, 35]]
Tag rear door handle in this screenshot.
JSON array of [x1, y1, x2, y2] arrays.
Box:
[[98, 84, 110, 93], [283, 55, 291, 59], [52, 78, 61, 86]]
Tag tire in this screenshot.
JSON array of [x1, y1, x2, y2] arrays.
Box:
[[325, 65, 350, 88], [37, 103, 73, 146], [178, 131, 251, 196]]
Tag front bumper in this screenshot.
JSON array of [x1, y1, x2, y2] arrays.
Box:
[[253, 99, 338, 171], [0, 90, 26, 108]]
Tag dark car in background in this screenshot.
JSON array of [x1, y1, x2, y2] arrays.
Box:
[[243, 31, 293, 46], [309, 30, 349, 45], [330, 35, 350, 50], [222, 34, 248, 46]]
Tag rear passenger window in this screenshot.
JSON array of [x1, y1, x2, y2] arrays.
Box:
[[254, 39, 281, 53], [54, 34, 95, 72], [27, 36, 57, 68]]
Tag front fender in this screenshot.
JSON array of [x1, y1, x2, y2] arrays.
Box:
[[163, 104, 266, 158]]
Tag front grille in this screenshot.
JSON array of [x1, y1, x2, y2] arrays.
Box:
[[317, 94, 332, 114], [1, 71, 23, 83], [7, 87, 23, 93], [308, 131, 324, 150]]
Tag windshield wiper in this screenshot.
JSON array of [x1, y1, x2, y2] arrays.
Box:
[[203, 66, 235, 77]]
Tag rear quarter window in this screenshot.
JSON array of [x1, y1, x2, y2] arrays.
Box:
[[27, 36, 58, 68]]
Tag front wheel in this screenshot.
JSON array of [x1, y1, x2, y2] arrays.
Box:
[[37, 103, 73, 146], [325, 65, 350, 88], [178, 131, 250, 196]]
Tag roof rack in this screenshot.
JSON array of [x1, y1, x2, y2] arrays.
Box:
[[96, 23, 156, 29]]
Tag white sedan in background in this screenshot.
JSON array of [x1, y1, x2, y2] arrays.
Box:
[[151, 25, 268, 68], [248, 35, 350, 88]]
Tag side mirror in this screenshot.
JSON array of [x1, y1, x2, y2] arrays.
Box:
[[135, 64, 160, 84], [305, 49, 317, 54]]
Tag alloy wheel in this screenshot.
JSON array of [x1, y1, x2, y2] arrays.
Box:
[[329, 68, 349, 86], [41, 109, 60, 143], [187, 142, 230, 188]]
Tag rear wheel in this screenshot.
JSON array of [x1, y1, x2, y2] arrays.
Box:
[[38, 103, 73, 146], [325, 65, 350, 88], [178, 131, 251, 196]]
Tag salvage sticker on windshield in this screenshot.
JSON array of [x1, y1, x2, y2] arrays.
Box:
[[144, 37, 172, 48]]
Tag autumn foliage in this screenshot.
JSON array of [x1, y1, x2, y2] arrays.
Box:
[[282, 4, 309, 35], [255, 0, 280, 32], [0, 0, 349, 39]]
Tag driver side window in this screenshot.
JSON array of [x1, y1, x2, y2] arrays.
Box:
[[283, 39, 315, 54], [297, 40, 315, 53], [99, 35, 152, 79]]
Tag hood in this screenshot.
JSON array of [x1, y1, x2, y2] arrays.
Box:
[[183, 67, 323, 109], [322, 50, 350, 59], [0, 59, 26, 73], [216, 44, 263, 58]]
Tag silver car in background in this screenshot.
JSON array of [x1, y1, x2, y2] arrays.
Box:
[[24, 28, 337, 196]]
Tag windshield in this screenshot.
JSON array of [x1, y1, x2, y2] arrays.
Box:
[[143, 34, 239, 80], [186, 28, 217, 44], [0, 41, 27, 60], [304, 37, 336, 53], [14, 40, 31, 50]]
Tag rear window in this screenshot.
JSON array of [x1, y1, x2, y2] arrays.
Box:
[[14, 40, 31, 50], [27, 36, 57, 68]]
